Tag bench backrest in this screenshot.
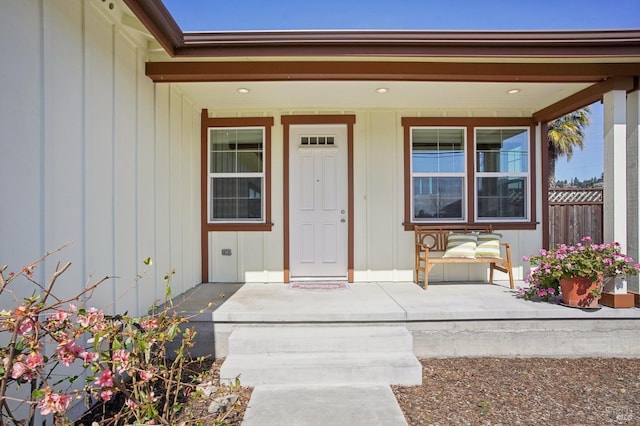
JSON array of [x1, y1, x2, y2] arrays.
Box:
[[414, 225, 494, 252]]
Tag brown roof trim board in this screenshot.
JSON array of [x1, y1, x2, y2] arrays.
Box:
[[533, 76, 635, 122], [124, 1, 640, 58], [145, 61, 640, 83], [177, 30, 640, 58]]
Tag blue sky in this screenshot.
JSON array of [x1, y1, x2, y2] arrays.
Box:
[[161, 0, 638, 181], [162, 0, 640, 32], [554, 102, 604, 183]]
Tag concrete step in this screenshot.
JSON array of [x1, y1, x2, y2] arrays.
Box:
[[227, 325, 413, 354], [242, 384, 408, 426], [220, 351, 422, 386]]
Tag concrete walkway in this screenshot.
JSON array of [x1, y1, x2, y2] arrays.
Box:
[[242, 384, 407, 426]]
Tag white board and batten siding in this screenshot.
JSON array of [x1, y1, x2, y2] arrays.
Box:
[[206, 110, 543, 283], [0, 1, 200, 316]]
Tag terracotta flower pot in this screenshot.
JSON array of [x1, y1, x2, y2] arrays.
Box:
[[560, 276, 601, 308]]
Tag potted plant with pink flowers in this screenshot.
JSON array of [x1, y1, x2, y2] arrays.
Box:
[[521, 236, 640, 307]]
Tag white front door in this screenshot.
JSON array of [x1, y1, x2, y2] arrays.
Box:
[[289, 125, 348, 279]]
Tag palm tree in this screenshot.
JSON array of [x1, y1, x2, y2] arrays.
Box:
[[547, 107, 591, 188]]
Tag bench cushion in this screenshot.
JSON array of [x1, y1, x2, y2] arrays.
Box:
[[475, 233, 502, 258], [442, 233, 477, 258]]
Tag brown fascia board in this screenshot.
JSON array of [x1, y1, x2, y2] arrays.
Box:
[[533, 76, 635, 122], [123, 1, 640, 58], [145, 61, 640, 83], [177, 30, 640, 58]]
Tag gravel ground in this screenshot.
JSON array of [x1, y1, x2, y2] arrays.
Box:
[[393, 358, 640, 426], [185, 357, 640, 425]]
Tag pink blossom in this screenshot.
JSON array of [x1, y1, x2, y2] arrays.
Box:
[[522, 256, 529, 262], [37, 388, 72, 416], [140, 317, 159, 331], [95, 369, 114, 388], [100, 390, 113, 401], [125, 398, 138, 410], [80, 350, 99, 364], [68, 303, 78, 313], [139, 368, 154, 382], [547, 288, 556, 295], [55, 341, 84, 366], [77, 307, 104, 329], [11, 361, 26, 379], [112, 349, 131, 374], [18, 318, 34, 336], [26, 352, 43, 370], [52, 310, 70, 322]]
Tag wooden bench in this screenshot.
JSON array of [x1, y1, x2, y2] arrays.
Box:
[[414, 225, 514, 289]]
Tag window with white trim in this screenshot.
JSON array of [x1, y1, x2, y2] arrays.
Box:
[[475, 128, 529, 221], [208, 127, 265, 222], [411, 127, 466, 221], [406, 123, 531, 224]]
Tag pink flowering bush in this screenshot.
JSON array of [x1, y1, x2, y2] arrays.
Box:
[[0, 251, 211, 425], [520, 236, 640, 302]]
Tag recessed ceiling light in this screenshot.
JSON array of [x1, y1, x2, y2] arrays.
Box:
[[237, 88, 250, 94], [376, 87, 389, 94], [506, 88, 521, 95]]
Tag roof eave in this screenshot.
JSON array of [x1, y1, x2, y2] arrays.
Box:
[[123, 0, 640, 59]]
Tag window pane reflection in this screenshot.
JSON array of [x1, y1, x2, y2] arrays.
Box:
[[413, 177, 463, 219], [477, 177, 526, 219]]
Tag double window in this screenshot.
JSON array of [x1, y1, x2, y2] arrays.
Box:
[[404, 118, 533, 226], [204, 116, 273, 231]]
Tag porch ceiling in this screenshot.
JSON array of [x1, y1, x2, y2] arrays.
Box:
[[174, 80, 592, 115]]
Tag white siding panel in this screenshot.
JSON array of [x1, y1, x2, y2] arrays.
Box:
[[113, 30, 138, 312], [169, 87, 184, 295], [264, 118, 284, 282], [365, 111, 396, 280], [352, 113, 369, 280], [211, 232, 239, 282], [154, 85, 172, 300], [43, 0, 85, 297], [136, 49, 158, 313], [0, 0, 45, 286], [181, 99, 196, 289], [239, 232, 266, 282], [84, 4, 115, 310], [0, 1, 201, 317]]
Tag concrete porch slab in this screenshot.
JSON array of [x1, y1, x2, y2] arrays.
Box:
[[207, 281, 640, 323], [212, 282, 408, 322], [169, 281, 640, 358]]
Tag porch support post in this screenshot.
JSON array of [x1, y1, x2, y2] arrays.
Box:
[[626, 89, 640, 293], [603, 89, 628, 249]]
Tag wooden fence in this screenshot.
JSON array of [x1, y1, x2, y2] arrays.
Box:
[[548, 188, 603, 247]]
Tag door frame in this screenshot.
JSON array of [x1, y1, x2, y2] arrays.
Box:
[[282, 115, 356, 283]]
